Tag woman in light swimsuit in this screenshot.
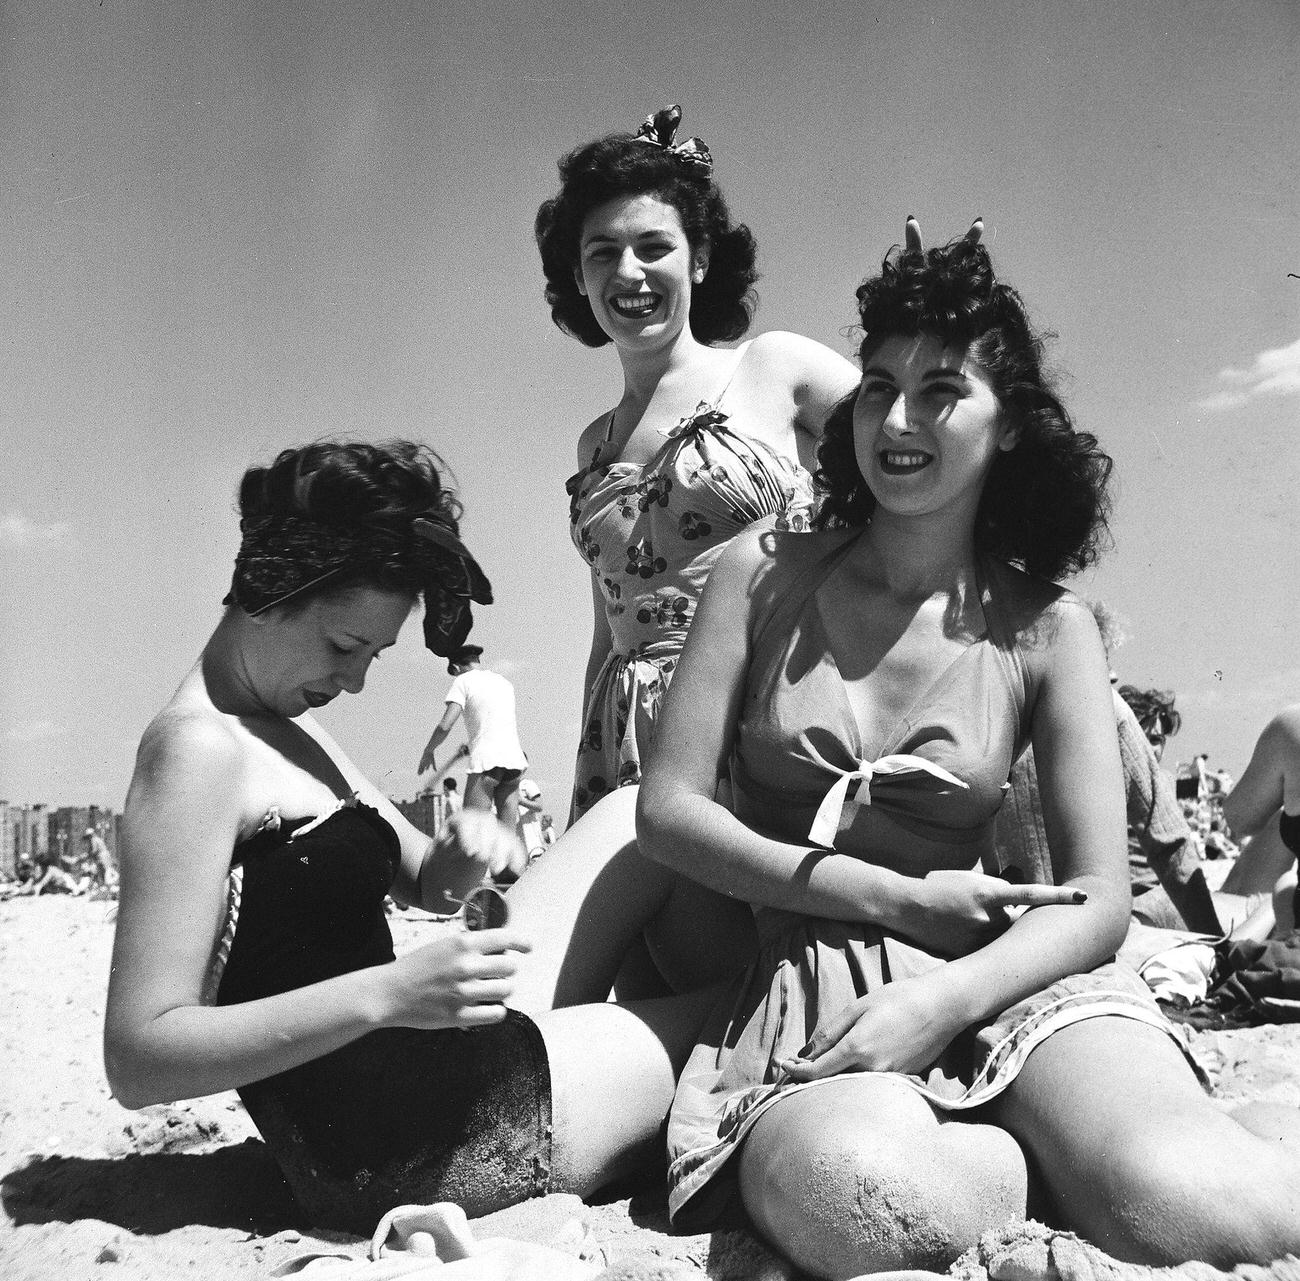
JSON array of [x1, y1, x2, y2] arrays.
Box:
[[638, 223, 1300, 1278], [536, 104, 859, 824]]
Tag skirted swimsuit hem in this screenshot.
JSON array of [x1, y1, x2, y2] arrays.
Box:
[[667, 957, 1200, 1228], [211, 796, 553, 1234]]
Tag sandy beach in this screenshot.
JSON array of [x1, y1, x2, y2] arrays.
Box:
[[4, 894, 1300, 1281]]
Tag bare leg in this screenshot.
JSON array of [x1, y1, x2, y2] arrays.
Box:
[[988, 1016, 1300, 1265], [492, 773, 522, 830], [738, 1076, 1029, 1280], [1221, 819, 1293, 895], [463, 771, 495, 812], [504, 787, 755, 1012], [536, 987, 721, 1194]]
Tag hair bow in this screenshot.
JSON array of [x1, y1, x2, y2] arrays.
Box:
[[633, 104, 713, 172]]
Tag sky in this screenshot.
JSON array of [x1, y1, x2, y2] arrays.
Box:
[[2, 0, 1298, 820]]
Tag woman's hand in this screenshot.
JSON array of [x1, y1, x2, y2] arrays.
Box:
[[434, 809, 528, 889], [897, 869, 1086, 956], [380, 926, 531, 1030], [775, 971, 966, 1080]]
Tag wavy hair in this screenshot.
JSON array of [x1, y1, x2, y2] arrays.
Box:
[[230, 439, 463, 609], [1118, 685, 1182, 741], [535, 131, 757, 347], [814, 235, 1112, 581]]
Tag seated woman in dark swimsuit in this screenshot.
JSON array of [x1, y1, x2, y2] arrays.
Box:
[[104, 439, 751, 1233], [637, 224, 1300, 1278]]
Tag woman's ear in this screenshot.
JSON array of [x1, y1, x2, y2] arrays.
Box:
[[998, 420, 1021, 452], [574, 266, 588, 298], [692, 248, 709, 284]]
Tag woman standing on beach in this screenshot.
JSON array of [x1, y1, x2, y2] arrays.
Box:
[[103, 439, 767, 1234], [638, 225, 1300, 1278], [536, 105, 859, 822]]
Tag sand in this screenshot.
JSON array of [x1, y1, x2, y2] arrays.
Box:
[[3, 895, 1299, 1281]]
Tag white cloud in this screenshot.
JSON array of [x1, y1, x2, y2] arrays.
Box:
[[0, 511, 70, 549], [1198, 336, 1300, 411]]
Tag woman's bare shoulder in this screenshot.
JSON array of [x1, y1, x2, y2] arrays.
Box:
[[983, 560, 1087, 652], [132, 698, 245, 796], [712, 522, 852, 603]]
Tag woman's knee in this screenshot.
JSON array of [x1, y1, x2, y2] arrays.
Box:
[[739, 1084, 1027, 1277]]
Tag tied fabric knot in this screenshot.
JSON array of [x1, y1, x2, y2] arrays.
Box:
[[808, 754, 969, 849], [633, 104, 713, 172], [664, 402, 727, 439]]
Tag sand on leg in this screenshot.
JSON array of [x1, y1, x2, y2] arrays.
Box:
[[736, 1075, 1029, 1280], [987, 1015, 1300, 1266]]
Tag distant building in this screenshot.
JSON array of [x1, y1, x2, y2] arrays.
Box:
[[393, 794, 440, 840], [0, 803, 119, 879], [1, 802, 52, 879]]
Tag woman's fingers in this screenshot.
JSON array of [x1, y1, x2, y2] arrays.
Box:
[[464, 927, 532, 956], [993, 883, 1088, 908], [452, 1003, 509, 1028], [459, 977, 514, 1004], [777, 1041, 857, 1081]]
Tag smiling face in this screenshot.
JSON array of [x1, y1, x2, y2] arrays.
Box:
[[852, 332, 1017, 526], [253, 585, 413, 717], [575, 193, 705, 351]]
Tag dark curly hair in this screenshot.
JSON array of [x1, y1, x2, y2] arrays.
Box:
[[229, 439, 464, 611], [814, 234, 1113, 581], [1118, 685, 1182, 742], [535, 128, 758, 348]]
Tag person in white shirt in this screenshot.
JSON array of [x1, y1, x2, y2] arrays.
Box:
[[419, 647, 528, 873]]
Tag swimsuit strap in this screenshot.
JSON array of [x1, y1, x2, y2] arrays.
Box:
[[706, 341, 752, 414], [975, 556, 1034, 758]]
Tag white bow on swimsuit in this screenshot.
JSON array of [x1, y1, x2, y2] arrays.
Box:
[[808, 753, 970, 849]]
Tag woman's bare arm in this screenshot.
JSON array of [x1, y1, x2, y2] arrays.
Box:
[[784, 596, 1132, 1080], [638, 529, 1080, 955], [104, 713, 526, 1109]]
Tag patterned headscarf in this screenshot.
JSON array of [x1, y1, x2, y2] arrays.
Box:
[[226, 511, 492, 657]]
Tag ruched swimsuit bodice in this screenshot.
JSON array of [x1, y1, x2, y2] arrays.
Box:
[[563, 356, 814, 818]]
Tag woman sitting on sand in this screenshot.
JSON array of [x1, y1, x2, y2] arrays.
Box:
[[103, 439, 756, 1234], [637, 224, 1300, 1279]]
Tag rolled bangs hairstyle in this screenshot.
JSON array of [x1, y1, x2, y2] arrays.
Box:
[[232, 440, 464, 613], [535, 133, 758, 348], [814, 234, 1113, 582]]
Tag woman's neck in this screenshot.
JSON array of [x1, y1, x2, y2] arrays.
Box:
[[614, 327, 716, 411], [853, 511, 981, 601], [200, 612, 277, 719]]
